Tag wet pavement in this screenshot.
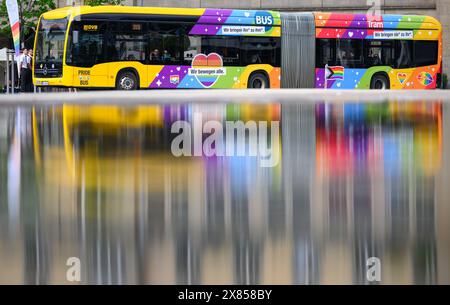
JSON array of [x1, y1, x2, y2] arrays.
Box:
[[0, 91, 449, 284]]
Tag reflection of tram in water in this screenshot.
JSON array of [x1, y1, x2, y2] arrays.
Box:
[[315, 101, 442, 176], [313, 102, 443, 284]]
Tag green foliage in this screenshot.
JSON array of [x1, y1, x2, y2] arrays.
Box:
[[84, 0, 124, 6], [0, 0, 56, 37], [0, 0, 124, 46], [443, 73, 448, 89]]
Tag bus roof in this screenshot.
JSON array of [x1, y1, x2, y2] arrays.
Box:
[[42, 5, 205, 19], [41, 5, 279, 19], [40, 6, 441, 31]]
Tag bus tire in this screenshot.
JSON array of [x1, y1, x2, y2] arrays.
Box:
[[370, 74, 390, 90], [248, 72, 270, 89], [116, 71, 138, 90]]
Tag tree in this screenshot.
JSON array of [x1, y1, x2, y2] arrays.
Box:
[[0, 0, 56, 46], [0, 0, 123, 48]]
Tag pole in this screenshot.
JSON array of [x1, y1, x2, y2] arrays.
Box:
[[6, 49, 10, 94], [11, 51, 15, 94]]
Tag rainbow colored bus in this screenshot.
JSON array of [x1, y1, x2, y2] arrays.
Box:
[[33, 6, 442, 90]]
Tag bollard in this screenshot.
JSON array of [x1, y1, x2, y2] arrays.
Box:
[[5, 49, 16, 94]]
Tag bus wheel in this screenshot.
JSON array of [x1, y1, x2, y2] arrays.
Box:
[[248, 73, 270, 89], [116, 71, 138, 90], [370, 74, 390, 90]]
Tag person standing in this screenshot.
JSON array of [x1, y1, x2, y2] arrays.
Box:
[[26, 49, 33, 92], [19, 48, 30, 92]]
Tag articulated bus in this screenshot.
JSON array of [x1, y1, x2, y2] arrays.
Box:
[[33, 6, 443, 90]]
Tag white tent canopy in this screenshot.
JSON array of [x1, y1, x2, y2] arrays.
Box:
[[0, 48, 17, 61], [0, 48, 7, 61]]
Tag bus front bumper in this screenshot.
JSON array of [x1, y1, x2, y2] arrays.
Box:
[[34, 77, 67, 87]]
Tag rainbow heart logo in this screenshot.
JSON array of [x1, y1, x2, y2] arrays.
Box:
[[397, 72, 407, 84], [189, 53, 225, 88], [417, 72, 434, 86]]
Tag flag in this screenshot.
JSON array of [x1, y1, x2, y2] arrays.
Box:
[[6, 0, 20, 57], [325, 65, 345, 80], [170, 75, 180, 84]]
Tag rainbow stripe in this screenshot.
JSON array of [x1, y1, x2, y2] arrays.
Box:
[[6, 0, 20, 56], [11, 21, 20, 56], [189, 9, 281, 37], [315, 13, 441, 40]]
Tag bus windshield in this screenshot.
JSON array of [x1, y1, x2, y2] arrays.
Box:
[[35, 18, 68, 63]]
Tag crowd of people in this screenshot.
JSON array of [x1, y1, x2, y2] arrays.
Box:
[[18, 48, 34, 92]]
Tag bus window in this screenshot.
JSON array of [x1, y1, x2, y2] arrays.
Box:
[[413, 41, 438, 67], [241, 37, 280, 67], [364, 40, 395, 67], [183, 35, 202, 63], [107, 22, 146, 62], [67, 21, 106, 67], [36, 18, 67, 64], [336, 39, 363, 68], [395, 40, 413, 69], [316, 39, 335, 67], [202, 36, 241, 66], [149, 22, 182, 64]]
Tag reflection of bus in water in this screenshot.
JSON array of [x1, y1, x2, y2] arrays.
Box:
[[29, 104, 283, 285], [226, 104, 280, 122], [63, 105, 163, 129], [315, 102, 442, 176], [32, 103, 282, 190], [32, 104, 168, 190]]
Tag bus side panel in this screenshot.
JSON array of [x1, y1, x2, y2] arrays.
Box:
[[66, 63, 280, 89], [71, 64, 108, 88], [107, 62, 149, 89], [71, 62, 148, 88], [315, 66, 439, 90], [388, 66, 440, 89], [230, 64, 280, 89], [145, 64, 280, 89]]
